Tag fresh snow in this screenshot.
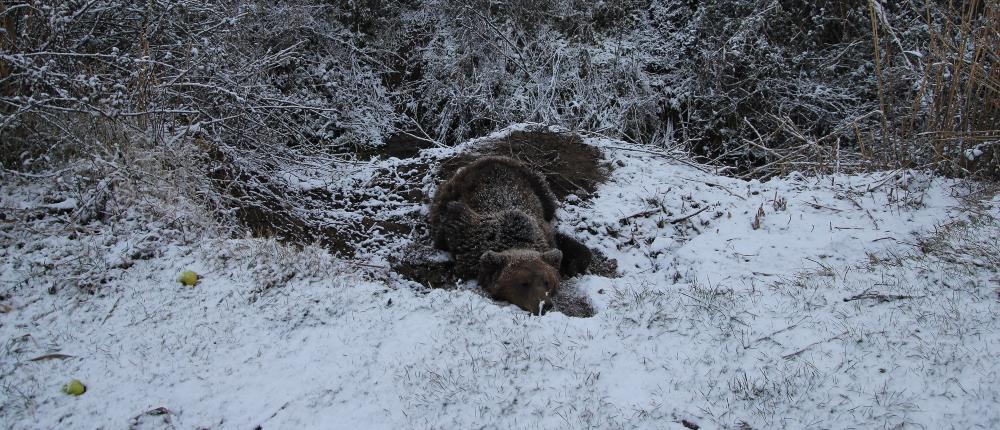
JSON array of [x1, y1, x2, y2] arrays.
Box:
[[2, 128, 998, 429]]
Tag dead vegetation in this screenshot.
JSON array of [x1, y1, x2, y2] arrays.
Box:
[[869, 0, 1000, 179]]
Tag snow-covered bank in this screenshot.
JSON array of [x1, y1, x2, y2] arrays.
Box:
[[2, 132, 998, 429]]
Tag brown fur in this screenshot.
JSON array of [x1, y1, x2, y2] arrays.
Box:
[[430, 156, 557, 248], [479, 249, 562, 315], [430, 156, 564, 314], [554, 232, 592, 277]]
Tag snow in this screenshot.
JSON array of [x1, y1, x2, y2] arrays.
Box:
[[41, 197, 77, 211], [965, 146, 986, 161], [2, 130, 999, 429]]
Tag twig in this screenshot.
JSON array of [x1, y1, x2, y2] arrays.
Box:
[[805, 257, 833, 274], [670, 206, 710, 224], [679, 177, 747, 200], [101, 294, 123, 325], [619, 208, 660, 223], [801, 199, 843, 212], [603, 145, 710, 172], [749, 318, 805, 347], [28, 353, 74, 362], [347, 260, 390, 270], [782, 331, 848, 359], [705, 183, 747, 200], [843, 291, 923, 303]]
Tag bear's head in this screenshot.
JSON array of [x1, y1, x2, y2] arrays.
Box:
[[479, 249, 562, 315]]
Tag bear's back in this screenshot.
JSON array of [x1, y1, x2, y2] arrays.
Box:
[[446, 157, 550, 220], [458, 160, 547, 220]]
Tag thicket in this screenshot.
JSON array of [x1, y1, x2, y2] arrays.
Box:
[[1, 1, 996, 215]]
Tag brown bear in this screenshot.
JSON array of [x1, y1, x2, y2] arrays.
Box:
[[430, 156, 565, 315]]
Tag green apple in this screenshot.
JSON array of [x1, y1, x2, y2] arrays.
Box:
[[63, 379, 86, 396], [178, 270, 198, 286]]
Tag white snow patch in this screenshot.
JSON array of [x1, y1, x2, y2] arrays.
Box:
[[2, 128, 998, 429], [42, 197, 77, 211]]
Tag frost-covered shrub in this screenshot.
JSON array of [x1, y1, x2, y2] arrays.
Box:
[[0, 1, 395, 162], [380, 0, 663, 144], [0, 0, 400, 232], [2, 0, 994, 192], [676, 1, 878, 164]]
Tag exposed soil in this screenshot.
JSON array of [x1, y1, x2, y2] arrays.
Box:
[[549, 281, 597, 318], [387, 242, 460, 290], [355, 132, 438, 161], [586, 249, 619, 278]]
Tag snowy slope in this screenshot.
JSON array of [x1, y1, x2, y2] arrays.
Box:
[[2, 129, 998, 429]]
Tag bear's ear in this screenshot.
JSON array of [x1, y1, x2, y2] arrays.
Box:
[[478, 251, 508, 291], [540, 249, 563, 268]]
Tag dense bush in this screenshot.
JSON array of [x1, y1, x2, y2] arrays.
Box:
[[1, 1, 995, 182]]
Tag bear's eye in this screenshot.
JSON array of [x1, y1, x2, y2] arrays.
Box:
[[521, 282, 530, 289]]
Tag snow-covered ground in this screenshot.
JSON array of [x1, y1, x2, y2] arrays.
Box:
[[2, 129, 998, 429]]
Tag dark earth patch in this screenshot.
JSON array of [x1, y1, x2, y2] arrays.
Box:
[[355, 132, 438, 161], [549, 281, 597, 318], [387, 243, 460, 290]]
